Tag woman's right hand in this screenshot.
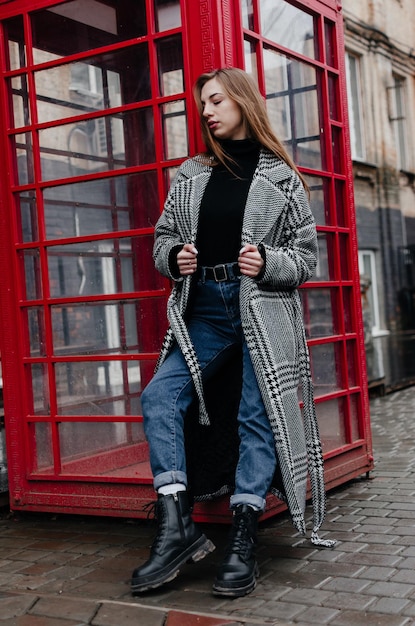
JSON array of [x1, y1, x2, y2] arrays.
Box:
[[177, 243, 198, 276]]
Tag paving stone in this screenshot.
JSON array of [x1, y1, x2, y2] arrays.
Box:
[[330, 609, 411, 625], [342, 552, 402, 566], [363, 580, 414, 598], [390, 568, 415, 584], [357, 565, 397, 581], [0, 593, 39, 619], [367, 597, 411, 614], [165, 611, 244, 625], [0, 386, 415, 625], [29, 596, 97, 622], [403, 601, 415, 617], [293, 605, 340, 623], [279, 588, 332, 606], [0, 616, 88, 625], [322, 591, 376, 611], [92, 602, 165, 626], [321, 576, 372, 593], [9, 550, 52, 562]]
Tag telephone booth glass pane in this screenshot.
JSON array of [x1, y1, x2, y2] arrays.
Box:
[[243, 0, 366, 455], [5, 0, 183, 480]]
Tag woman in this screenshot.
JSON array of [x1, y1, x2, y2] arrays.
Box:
[[131, 67, 334, 598]]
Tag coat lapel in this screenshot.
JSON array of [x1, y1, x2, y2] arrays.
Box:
[[242, 151, 293, 245]]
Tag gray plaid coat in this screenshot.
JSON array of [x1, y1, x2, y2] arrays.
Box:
[[153, 150, 333, 546]]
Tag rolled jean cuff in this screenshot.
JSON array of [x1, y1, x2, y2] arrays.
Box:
[[153, 471, 187, 491], [230, 493, 266, 513]]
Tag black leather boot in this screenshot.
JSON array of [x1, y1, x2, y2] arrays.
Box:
[[212, 504, 259, 597], [131, 491, 215, 593]]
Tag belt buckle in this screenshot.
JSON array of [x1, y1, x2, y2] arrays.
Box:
[[213, 264, 228, 282]]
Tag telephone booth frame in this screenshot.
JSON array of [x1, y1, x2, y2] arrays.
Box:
[[0, 0, 373, 522]]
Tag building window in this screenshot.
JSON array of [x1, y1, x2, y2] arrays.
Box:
[[390, 75, 408, 171], [358, 250, 382, 335], [345, 52, 365, 160]]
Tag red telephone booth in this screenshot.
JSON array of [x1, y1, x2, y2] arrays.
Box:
[[0, 0, 373, 522]]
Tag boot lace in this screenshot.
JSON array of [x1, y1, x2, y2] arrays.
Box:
[[225, 515, 255, 561]]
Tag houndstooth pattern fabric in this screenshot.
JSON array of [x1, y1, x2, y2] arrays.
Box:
[[153, 150, 335, 545]]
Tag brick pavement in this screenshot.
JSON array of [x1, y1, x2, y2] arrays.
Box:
[[0, 385, 414, 625]]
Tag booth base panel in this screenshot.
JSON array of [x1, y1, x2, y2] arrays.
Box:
[[8, 448, 374, 524]]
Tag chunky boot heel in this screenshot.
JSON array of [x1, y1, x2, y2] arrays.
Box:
[[188, 538, 216, 563], [213, 504, 259, 598], [131, 491, 215, 594]]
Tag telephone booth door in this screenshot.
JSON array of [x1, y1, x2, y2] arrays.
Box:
[[0, 0, 373, 521]]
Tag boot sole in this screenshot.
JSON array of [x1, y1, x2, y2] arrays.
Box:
[[131, 535, 215, 594], [212, 563, 259, 598]]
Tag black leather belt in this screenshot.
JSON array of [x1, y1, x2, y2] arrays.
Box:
[[198, 262, 241, 282]]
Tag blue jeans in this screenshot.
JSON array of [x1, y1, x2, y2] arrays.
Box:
[[142, 278, 277, 512]]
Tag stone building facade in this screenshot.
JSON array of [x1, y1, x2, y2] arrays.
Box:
[[343, 0, 415, 390]]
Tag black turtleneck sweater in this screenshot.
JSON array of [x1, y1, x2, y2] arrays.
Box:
[[196, 139, 260, 267]]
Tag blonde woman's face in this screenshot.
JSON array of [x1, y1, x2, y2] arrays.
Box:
[[200, 77, 246, 141]]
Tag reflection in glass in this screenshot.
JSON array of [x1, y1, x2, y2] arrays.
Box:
[[244, 39, 258, 82], [347, 341, 357, 388], [31, 0, 147, 62], [328, 73, 340, 121], [51, 298, 164, 356], [339, 234, 351, 281], [155, 0, 181, 31], [343, 288, 353, 333], [260, 0, 316, 59], [47, 235, 161, 298], [21, 249, 42, 301], [324, 19, 336, 68], [43, 171, 160, 240], [316, 398, 347, 452], [310, 342, 343, 395], [10, 75, 30, 129], [3, 15, 25, 70], [55, 360, 146, 416], [35, 45, 151, 124], [162, 101, 188, 159], [39, 108, 155, 182], [332, 126, 343, 173], [29, 363, 50, 415], [349, 393, 361, 441], [164, 166, 179, 188], [241, 0, 254, 30], [26, 307, 46, 357], [314, 232, 334, 281], [263, 49, 322, 169], [16, 191, 38, 243], [32, 422, 53, 471], [157, 36, 184, 96], [335, 179, 347, 227], [304, 176, 330, 226], [58, 421, 148, 477], [301, 288, 336, 339], [14, 132, 34, 186]]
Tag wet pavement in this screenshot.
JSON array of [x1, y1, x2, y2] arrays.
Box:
[[0, 385, 415, 625]]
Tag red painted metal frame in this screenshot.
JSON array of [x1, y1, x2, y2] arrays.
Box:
[[0, 0, 373, 524]]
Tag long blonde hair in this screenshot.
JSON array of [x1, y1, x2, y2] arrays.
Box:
[[193, 67, 308, 192]]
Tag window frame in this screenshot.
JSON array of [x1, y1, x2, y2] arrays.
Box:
[[345, 51, 366, 162]]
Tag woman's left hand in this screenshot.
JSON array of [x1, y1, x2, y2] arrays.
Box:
[[238, 244, 264, 278]]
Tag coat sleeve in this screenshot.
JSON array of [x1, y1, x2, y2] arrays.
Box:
[[256, 172, 318, 289], [152, 169, 186, 282]]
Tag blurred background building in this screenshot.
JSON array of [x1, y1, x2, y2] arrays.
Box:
[[343, 0, 415, 392]]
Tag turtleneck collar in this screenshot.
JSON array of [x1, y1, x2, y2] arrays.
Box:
[[219, 138, 260, 157]]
